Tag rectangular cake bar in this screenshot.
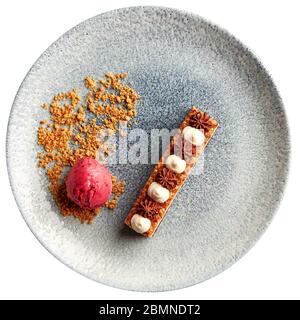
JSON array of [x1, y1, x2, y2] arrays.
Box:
[[125, 107, 218, 237]]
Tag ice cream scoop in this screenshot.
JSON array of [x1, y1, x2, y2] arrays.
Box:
[[66, 157, 112, 210]]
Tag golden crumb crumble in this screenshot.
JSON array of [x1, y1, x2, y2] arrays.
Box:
[[37, 72, 139, 223]]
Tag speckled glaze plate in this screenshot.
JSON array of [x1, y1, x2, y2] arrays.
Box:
[[7, 7, 289, 291]]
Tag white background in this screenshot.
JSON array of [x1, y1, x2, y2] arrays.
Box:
[[0, 0, 299, 300]]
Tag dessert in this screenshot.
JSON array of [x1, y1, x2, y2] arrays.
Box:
[[125, 107, 218, 237], [37, 72, 139, 223], [66, 157, 112, 210]]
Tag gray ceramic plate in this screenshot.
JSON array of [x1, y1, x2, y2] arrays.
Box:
[[7, 6, 289, 291]]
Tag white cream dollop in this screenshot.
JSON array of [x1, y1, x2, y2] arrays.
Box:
[[165, 154, 186, 174], [130, 214, 151, 234], [182, 126, 205, 146], [147, 182, 170, 203]]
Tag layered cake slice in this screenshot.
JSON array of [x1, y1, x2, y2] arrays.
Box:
[[125, 107, 218, 237]]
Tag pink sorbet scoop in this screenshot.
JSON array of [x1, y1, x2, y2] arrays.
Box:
[[66, 157, 112, 210]]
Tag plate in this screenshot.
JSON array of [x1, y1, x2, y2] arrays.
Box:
[[6, 6, 289, 291]]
